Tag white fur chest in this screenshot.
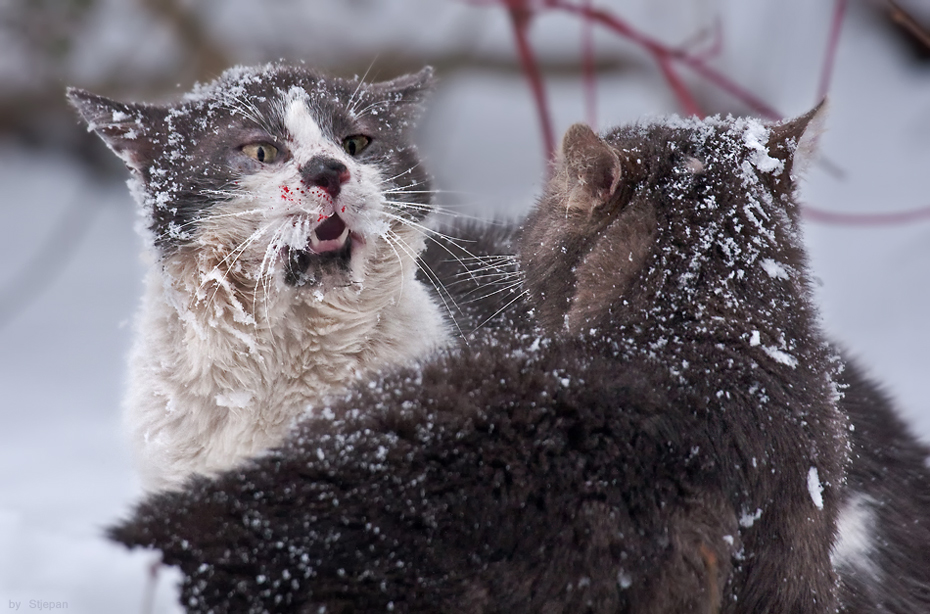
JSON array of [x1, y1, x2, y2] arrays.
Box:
[[125, 245, 448, 491]]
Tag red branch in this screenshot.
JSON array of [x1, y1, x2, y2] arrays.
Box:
[[464, 0, 781, 119], [656, 55, 704, 117], [507, 4, 556, 161], [817, 0, 847, 101], [465, 0, 930, 227], [547, 0, 781, 119], [677, 17, 723, 63], [803, 204, 930, 225], [581, 0, 597, 127]]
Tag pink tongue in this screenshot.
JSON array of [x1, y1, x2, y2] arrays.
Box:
[[315, 216, 346, 241]]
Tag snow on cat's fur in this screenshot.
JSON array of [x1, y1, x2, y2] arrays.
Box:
[[111, 107, 848, 613], [68, 64, 450, 490]]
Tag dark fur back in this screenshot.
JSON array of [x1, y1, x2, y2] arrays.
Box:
[[111, 328, 748, 613], [423, 222, 930, 614]]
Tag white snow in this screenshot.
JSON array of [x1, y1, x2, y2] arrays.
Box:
[[750, 330, 799, 368], [762, 346, 799, 369], [760, 259, 790, 280], [831, 493, 877, 575], [215, 390, 253, 409], [743, 119, 785, 175], [740, 507, 763, 528], [807, 466, 825, 510]]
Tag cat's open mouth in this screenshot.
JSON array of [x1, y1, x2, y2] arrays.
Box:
[[308, 215, 350, 254], [283, 214, 359, 287]]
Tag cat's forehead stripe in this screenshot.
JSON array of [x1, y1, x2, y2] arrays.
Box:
[[285, 96, 325, 147]]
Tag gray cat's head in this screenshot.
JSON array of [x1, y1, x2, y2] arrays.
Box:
[[68, 63, 434, 291], [520, 105, 826, 339]]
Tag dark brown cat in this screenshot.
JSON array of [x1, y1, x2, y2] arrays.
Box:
[[109, 108, 847, 613]]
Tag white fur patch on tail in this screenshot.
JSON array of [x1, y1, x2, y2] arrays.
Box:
[[831, 492, 878, 579]]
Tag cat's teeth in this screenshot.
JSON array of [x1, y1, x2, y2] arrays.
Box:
[[309, 224, 350, 254]]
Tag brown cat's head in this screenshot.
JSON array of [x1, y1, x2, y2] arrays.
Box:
[[519, 105, 825, 342]]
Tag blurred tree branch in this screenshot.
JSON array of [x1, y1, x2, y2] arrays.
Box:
[[2, 0, 929, 191], [137, 0, 231, 80], [887, 0, 930, 51], [0, 0, 635, 175]]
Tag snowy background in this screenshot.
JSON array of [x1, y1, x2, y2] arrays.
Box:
[[1, 1, 928, 611]]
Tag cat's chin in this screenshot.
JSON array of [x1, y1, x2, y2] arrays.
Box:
[[282, 239, 351, 288]]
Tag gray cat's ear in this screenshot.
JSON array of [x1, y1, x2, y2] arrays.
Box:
[[368, 66, 435, 125], [376, 66, 434, 99], [559, 123, 623, 212], [66, 88, 164, 171], [767, 99, 828, 178]]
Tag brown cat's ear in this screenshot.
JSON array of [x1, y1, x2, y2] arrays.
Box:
[[559, 123, 623, 212], [767, 99, 828, 179], [66, 88, 165, 172], [368, 66, 435, 126]]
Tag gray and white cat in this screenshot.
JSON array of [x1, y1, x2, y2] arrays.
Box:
[[68, 64, 452, 490], [111, 107, 850, 613]]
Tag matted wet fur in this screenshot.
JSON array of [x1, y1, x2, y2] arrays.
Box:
[[110, 107, 851, 613]]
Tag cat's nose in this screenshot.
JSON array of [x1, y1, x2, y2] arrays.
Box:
[[301, 157, 350, 198]]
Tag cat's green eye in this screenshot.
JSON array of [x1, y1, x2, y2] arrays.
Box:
[[342, 135, 371, 156], [242, 143, 278, 164]]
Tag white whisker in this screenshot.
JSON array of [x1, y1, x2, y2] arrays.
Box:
[[472, 289, 530, 333], [347, 58, 378, 114], [253, 221, 291, 328], [200, 221, 278, 317], [376, 163, 425, 187], [387, 230, 467, 340], [463, 279, 525, 304], [380, 232, 407, 300], [354, 99, 393, 120], [383, 201, 495, 224]]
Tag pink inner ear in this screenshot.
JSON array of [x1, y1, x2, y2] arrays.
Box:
[[578, 145, 622, 207], [561, 123, 623, 204], [590, 153, 621, 197]]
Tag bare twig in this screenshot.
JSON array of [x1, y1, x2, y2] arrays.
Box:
[[888, 0, 930, 49], [803, 203, 930, 225], [547, 0, 781, 119], [464, 0, 783, 118], [656, 56, 704, 117], [138, 0, 231, 82], [581, 0, 597, 127], [676, 17, 723, 63], [817, 0, 848, 101], [507, 4, 557, 161]]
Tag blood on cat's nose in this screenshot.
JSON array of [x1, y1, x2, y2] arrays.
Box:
[[301, 157, 350, 198]]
